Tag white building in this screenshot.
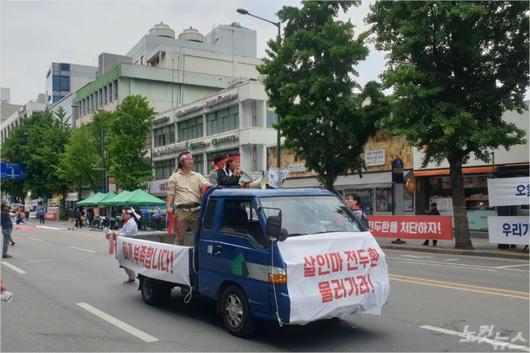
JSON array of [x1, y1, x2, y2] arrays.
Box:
[[0, 87, 22, 123], [1, 94, 47, 144], [73, 22, 261, 127], [149, 80, 278, 197]]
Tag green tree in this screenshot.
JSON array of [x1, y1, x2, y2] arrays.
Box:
[[2, 111, 70, 199], [107, 95, 154, 190], [367, 1, 529, 249], [57, 124, 101, 193], [257, 1, 384, 192]]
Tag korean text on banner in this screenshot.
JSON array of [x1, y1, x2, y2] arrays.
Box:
[[487, 177, 530, 206], [277, 232, 389, 325], [116, 236, 191, 285], [367, 215, 453, 240], [487, 216, 529, 245]]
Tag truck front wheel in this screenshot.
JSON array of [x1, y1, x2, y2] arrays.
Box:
[[220, 285, 255, 337], [140, 277, 171, 305]]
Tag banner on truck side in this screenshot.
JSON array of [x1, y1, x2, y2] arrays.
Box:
[[277, 232, 389, 325], [487, 216, 529, 245], [116, 236, 192, 285], [487, 177, 530, 206], [367, 215, 453, 240]]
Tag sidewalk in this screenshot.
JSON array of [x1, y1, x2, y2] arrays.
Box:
[[377, 235, 529, 260]]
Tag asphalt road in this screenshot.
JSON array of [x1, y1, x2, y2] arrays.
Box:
[[1, 225, 529, 352]]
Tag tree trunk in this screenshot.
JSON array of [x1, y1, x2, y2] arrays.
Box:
[[324, 177, 340, 197], [449, 160, 473, 249]]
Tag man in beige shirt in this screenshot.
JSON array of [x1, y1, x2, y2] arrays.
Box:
[[167, 151, 211, 245]]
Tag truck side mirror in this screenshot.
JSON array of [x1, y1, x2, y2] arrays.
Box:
[[267, 215, 285, 241]]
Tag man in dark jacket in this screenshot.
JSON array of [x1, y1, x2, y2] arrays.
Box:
[[217, 154, 243, 187], [1, 200, 13, 258], [423, 202, 440, 246]]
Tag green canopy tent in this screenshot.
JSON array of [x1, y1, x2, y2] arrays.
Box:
[[77, 192, 116, 207], [99, 190, 165, 206]]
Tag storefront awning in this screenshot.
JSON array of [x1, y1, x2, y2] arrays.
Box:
[[414, 166, 494, 177]]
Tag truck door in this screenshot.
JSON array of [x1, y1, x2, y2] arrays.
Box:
[[199, 197, 272, 318]]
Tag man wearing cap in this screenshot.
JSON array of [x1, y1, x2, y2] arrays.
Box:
[[167, 151, 211, 246], [108, 207, 140, 283]]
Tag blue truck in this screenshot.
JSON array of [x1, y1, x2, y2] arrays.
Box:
[[116, 188, 389, 337]]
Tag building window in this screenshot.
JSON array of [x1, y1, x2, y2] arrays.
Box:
[[266, 110, 278, 128], [60, 63, 70, 71], [114, 80, 118, 100], [192, 153, 204, 175], [178, 116, 203, 141], [61, 77, 70, 91], [153, 124, 175, 147], [375, 187, 393, 213], [154, 159, 175, 180], [108, 82, 113, 102], [52, 75, 61, 90], [206, 107, 238, 136], [103, 86, 107, 105], [99, 89, 103, 107]]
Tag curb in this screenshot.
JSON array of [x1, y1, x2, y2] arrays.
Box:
[[380, 244, 530, 260]]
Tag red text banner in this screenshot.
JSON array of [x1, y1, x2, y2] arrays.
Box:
[[367, 215, 453, 240]]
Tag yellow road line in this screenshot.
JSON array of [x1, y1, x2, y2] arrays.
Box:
[[389, 275, 530, 300]]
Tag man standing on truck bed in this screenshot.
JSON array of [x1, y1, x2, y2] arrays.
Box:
[[167, 151, 211, 246]]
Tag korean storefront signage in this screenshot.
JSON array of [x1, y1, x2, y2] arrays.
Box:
[[365, 149, 386, 167], [211, 134, 238, 146], [487, 216, 529, 245], [205, 93, 238, 109], [487, 177, 530, 206]]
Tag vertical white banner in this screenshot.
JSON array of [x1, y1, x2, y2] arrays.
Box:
[[487, 177, 530, 206], [487, 216, 529, 245]]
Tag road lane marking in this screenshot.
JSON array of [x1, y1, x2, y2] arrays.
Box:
[[28, 259, 53, 263], [444, 258, 460, 262], [77, 303, 158, 343], [28, 237, 43, 242], [495, 263, 530, 269], [1, 262, 26, 274], [36, 225, 63, 230], [420, 325, 530, 352], [69, 246, 96, 254], [390, 274, 530, 300], [387, 256, 529, 272], [401, 254, 433, 259]]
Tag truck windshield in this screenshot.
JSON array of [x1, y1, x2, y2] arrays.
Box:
[[259, 195, 365, 237]]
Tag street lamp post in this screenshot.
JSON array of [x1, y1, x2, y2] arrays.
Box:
[[236, 8, 282, 185]]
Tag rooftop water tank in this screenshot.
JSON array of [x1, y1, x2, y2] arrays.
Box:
[[178, 27, 205, 43], [149, 22, 175, 39]]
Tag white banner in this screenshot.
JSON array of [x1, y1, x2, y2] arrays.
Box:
[[487, 216, 530, 245], [487, 177, 530, 206], [116, 236, 192, 285], [277, 232, 389, 325]]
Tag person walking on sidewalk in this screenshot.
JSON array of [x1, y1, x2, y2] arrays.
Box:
[[1, 200, 14, 258], [423, 202, 440, 246]]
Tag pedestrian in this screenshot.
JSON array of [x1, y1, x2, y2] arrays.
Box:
[[1, 200, 14, 258], [345, 194, 369, 229], [36, 204, 46, 224], [74, 207, 81, 228], [167, 151, 211, 246], [208, 154, 227, 185], [87, 208, 94, 226], [217, 154, 243, 187], [423, 202, 440, 246], [24, 210, 29, 221], [108, 207, 141, 284], [15, 207, 24, 225]]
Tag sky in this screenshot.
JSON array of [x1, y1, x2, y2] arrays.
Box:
[[0, 0, 385, 105]]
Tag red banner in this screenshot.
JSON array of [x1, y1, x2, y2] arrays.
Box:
[[44, 212, 57, 221], [367, 215, 453, 240]]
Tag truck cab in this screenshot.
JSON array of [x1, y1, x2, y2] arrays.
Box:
[[117, 188, 389, 337]]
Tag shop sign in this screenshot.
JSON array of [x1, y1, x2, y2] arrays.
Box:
[[205, 93, 238, 109], [177, 105, 202, 117], [153, 116, 170, 126], [288, 163, 307, 174], [487, 216, 529, 245], [365, 149, 386, 167], [211, 134, 238, 146], [152, 142, 190, 157]]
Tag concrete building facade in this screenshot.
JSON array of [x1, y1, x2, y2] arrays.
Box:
[[0, 94, 47, 143], [149, 80, 277, 197]]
